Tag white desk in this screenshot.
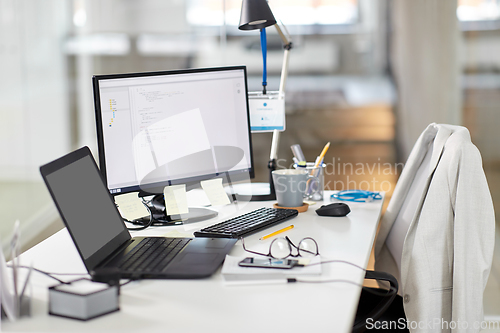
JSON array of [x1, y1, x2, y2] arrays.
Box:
[[3, 191, 384, 333]]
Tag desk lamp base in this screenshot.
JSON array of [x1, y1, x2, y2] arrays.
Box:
[[231, 159, 276, 202]]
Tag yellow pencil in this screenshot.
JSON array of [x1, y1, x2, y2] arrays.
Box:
[[314, 142, 330, 168], [259, 225, 294, 241]]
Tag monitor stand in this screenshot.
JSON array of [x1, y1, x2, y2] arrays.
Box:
[[137, 194, 218, 226]]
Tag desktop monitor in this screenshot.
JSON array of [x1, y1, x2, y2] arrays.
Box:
[[92, 66, 255, 222]]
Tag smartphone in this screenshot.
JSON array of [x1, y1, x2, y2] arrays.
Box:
[[238, 257, 299, 269]]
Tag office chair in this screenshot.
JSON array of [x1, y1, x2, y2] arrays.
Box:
[[353, 271, 403, 333], [353, 123, 495, 333]]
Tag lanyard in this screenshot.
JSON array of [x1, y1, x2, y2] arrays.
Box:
[[331, 190, 382, 203], [260, 28, 268, 94]]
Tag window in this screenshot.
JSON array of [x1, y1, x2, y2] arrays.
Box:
[[187, 0, 358, 27], [457, 0, 500, 21]]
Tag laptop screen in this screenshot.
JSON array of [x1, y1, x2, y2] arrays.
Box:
[[43, 150, 129, 265]]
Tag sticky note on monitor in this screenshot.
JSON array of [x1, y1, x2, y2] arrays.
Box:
[[201, 178, 231, 206], [164, 184, 189, 215], [114, 193, 149, 221]]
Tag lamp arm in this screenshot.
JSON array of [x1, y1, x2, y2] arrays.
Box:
[[279, 48, 291, 95], [273, 22, 292, 48], [273, 22, 292, 95]]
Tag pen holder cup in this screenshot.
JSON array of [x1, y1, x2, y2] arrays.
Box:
[[1, 295, 31, 319], [295, 163, 325, 201]]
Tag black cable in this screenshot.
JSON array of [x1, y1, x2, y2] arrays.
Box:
[[119, 279, 134, 287], [121, 196, 184, 229], [30, 268, 70, 284], [8, 264, 86, 284], [288, 278, 364, 288], [123, 198, 154, 231], [286, 258, 366, 286], [10, 264, 132, 287], [308, 259, 367, 272], [288, 260, 395, 297], [289, 278, 395, 297]]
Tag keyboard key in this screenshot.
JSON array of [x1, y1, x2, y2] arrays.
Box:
[[117, 238, 190, 273], [193, 207, 298, 238]]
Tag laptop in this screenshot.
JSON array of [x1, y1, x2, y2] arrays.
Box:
[[40, 146, 236, 280]]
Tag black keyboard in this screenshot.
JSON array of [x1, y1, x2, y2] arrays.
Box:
[[193, 207, 298, 238], [117, 237, 190, 273]]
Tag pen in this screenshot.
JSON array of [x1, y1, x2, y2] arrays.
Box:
[[290, 144, 306, 163], [306, 142, 330, 197], [260, 225, 294, 241], [19, 262, 33, 302], [314, 142, 330, 168]]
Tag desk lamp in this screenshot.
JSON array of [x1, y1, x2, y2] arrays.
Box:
[[239, 0, 293, 201]]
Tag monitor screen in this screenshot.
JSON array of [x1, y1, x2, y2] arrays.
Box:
[[93, 66, 254, 196]]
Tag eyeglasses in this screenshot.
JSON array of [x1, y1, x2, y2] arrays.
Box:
[[241, 236, 319, 259]]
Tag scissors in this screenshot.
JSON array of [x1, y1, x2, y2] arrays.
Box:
[[330, 190, 382, 202]]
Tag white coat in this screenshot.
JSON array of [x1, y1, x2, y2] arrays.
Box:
[[374, 123, 495, 332]]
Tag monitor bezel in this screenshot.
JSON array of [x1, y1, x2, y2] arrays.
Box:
[[92, 65, 255, 197]]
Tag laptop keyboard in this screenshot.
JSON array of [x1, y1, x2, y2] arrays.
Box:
[[193, 207, 298, 238], [117, 238, 190, 273]]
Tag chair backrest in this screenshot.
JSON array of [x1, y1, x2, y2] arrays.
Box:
[[385, 140, 434, 273], [372, 124, 495, 329]]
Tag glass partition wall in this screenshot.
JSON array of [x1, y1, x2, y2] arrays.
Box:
[[0, 0, 72, 254]]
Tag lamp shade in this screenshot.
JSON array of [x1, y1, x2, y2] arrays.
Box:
[[238, 0, 276, 30]]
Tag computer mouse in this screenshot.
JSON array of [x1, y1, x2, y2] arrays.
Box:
[[315, 203, 351, 217]]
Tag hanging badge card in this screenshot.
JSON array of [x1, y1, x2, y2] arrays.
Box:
[[248, 91, 285, 132]]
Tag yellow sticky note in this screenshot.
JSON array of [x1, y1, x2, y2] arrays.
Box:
[[114, 193, 149, 220], [200, 178, 231, 206], [164, 184, 189, 215]]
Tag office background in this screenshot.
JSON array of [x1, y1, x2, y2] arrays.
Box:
[[0, 0, 499, 322]]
